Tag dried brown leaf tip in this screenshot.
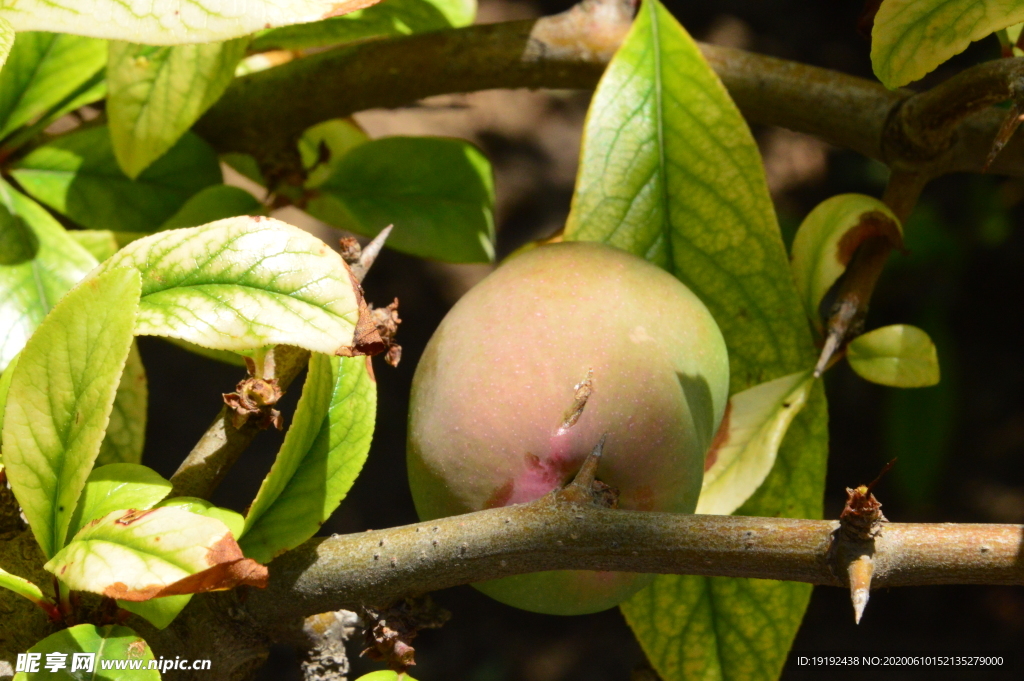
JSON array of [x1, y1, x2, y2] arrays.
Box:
[[338, 297, 403, 367], [223, 357, 284, 430], [361, 596, 451, 674]]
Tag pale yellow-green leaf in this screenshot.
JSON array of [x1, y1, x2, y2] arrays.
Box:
[[0, 564, 49, 608], [66, 463, 172, 542], [45, 506, 248, 600], [0, 0, 382, 45], [847, 324, 940, 387], [872, 0, 1024, 87], [0, 16, 13, 71], [697, 371, 814, 516], [789, 194, 901, 334], [2, 267, 141, 558], [93, 216, 360, 355], [108, 38, 250, 178]]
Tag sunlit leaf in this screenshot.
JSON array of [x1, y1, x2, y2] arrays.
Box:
[[252, 0, 475, 52], [0, 565, 50, 609], [0, 179, 97, 372], [0, 17, 13, 72], [789, 194, 901, 334], [564, 1, 828, 679], [697, 372, 814, 516], [307, 136, 496, 263], [46, 506, 267, 601], [0, 0, 383, 45], [157, 496, 244, 540], [118, 497, 246, 628], [66, 463, 171, 542], [847, 324, 940, 387], [94, 217, 362, 355], [1, 267, 140, 558], [0, 32, 106, 141], [872, 0, 1024, 87], [13, 624, 158, 681], [11, 125, 221, 233], [241, 354, 375, 563], [353, 672, 419, 681], [107, 39, 249, 178]]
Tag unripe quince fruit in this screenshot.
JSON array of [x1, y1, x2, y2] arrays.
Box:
[[407, 242, 729, 615]]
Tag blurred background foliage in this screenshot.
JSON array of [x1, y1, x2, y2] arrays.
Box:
[[131, 0, 1024, 678]]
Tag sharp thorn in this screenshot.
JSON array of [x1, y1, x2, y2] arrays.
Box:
[[354, 225, 394, 283], [848, 554, 874, 625]]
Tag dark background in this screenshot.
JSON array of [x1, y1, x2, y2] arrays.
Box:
[[137, 1, 1024, 679]]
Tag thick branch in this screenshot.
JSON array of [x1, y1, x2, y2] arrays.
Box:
[[197, 2, 1024, 181], [244, 495, 1024, 630]]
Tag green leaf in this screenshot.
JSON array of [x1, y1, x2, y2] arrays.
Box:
[[562, 1, 828, 679], [46, 505, 266, 601], [789, 194, 901, 334], [119, 594, 191, 630], [66, 463, 171, 543], [0, 0, 385, 45], [697, 371, 814, 515], [94, 217, 362, 355], [0, 179, 97, 372], [847, 324, 940, 387], [252, 0, 476, 52], [13, 624, 158, 681], [0, 33, 106, 141], [307, 136, 496, 263], [0, 564, 51, 609], [872, 0, 1024, 87], [97, 341, 148, 466], [158, 185, 263, 231], [68, 230, 119, 261], [1, 267, 140, 558], [157, 496, 244, 539], [354, 672, 419, 681], [107, 39, 249, 178], [11, 125, 222, 233], [240, 354, 375, 563], [300, 119, 368, 188]]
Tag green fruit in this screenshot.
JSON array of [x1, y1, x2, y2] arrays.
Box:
[[407, 242, 729, 615]]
